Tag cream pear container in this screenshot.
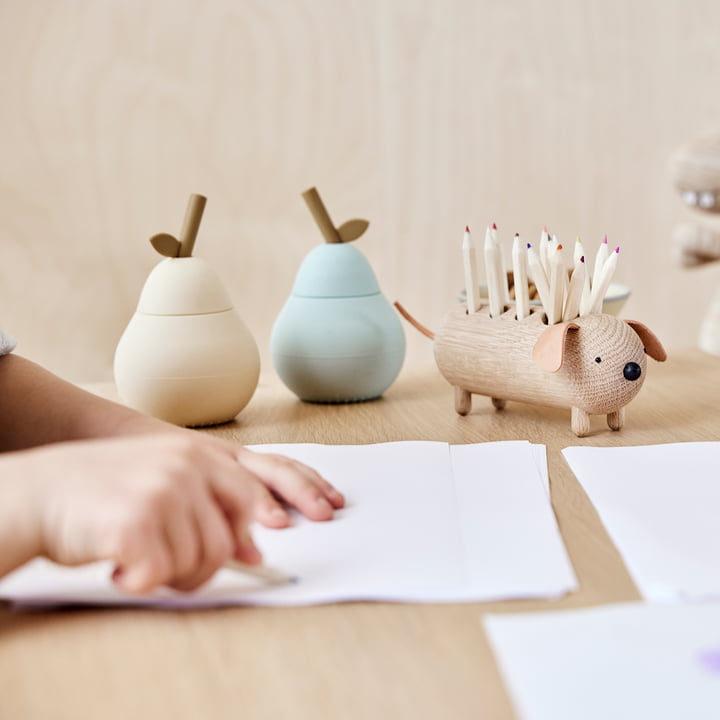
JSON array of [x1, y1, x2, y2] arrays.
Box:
[[114, 195, 260, 427], [271, 187, 405, 403]]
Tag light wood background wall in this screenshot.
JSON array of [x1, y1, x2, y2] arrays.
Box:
[[1, 0, 719, 383]]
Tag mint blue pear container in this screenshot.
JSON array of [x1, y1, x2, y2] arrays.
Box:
[[271, 243, 406, 403]]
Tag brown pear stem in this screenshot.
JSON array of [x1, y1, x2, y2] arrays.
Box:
[[302, 187, 341, 244], [178, 194, 207, 257]]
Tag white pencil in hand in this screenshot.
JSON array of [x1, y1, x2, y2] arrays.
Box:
[[462, 226, 480, 313], [512, 233, 530, 320], [225, 559, 297, 586], [484, 225, 503, 318], [563, 255, 586, 321], [548, 243, 565, 324], [588, 245, 619, 314]]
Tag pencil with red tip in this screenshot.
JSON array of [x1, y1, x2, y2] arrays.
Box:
[[484, 225, 503, 318]]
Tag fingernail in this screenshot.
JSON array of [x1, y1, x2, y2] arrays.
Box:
[[316, 497, 332, 512], [271, 507, 287, 519]]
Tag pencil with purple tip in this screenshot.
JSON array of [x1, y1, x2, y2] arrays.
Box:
[[573, 236, 584, 266], [539, 226, 551, 275], [589, 245, 620, 314], [526, 242, 551, 317]]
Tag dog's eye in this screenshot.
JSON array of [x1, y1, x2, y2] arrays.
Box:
[[643, 347, 647, 354], [595, 356, 602, 363]]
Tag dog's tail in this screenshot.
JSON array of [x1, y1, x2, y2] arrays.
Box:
[[393, 301, 435, 340]]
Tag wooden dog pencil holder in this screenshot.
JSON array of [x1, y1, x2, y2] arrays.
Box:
[[399, 302, 667, 437]]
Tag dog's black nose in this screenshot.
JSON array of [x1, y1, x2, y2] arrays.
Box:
[[623, 362, 642, 381]]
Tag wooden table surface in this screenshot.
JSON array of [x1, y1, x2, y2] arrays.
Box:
[[1, 349, 718, 720]]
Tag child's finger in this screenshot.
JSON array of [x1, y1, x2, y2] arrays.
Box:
[[113, 533, 174, 594], [170, 494, 237, 591], [205, 465, 265, 566], [235, 450, 345, 517], [251, 482, 291, 528], [161, 501, 202, 583]]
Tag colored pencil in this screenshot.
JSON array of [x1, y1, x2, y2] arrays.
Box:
[[589, 245, 619, 314], [462, 226, 480, 313], [512, 233, 530, 320]]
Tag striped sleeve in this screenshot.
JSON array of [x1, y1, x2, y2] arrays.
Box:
[[0, 327, 16, 356]]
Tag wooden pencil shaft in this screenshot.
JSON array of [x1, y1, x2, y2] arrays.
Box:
[[563, 260, 586, 321], [302, 187, 342, 244], [512, 236, 530, 320], [591, 239, 609, 291], [573, 238, 584, 266], [463, 245, 480, 313], [539, 229, 551, 275], [178, 194, 207, 258], [548, 248, 565, 324], [484, 230, 503, 318], [491, 226, 510, 303], [589, 249, 619, 314], [527, 245, 552, 319]]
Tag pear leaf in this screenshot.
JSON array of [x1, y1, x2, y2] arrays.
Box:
[[337, 219, 369, 243], [150, 233, 181, 257]]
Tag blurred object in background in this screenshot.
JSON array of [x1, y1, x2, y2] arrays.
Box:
[[669, 132, 720, 355]]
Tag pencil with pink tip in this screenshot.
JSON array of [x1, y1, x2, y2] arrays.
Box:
[[591, 235, 609, 294]]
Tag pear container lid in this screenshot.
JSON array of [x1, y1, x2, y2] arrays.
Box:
[[291, 244, 380, 298], [137, 257, 234, 315]]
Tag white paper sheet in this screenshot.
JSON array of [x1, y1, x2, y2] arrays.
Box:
[[0, 441, 576, 607], [563, 442, 720, 602], [485, 602, 720, 720]]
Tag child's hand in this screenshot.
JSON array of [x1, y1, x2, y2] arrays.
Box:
[[5, 433, 343, 593]]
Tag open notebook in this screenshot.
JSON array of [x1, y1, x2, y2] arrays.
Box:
[[0, 441, 576, 607]]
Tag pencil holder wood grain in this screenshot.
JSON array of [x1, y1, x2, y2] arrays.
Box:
[[400, 303, 667, 437]]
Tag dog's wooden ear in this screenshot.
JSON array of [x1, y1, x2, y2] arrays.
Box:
[[624, 320, 667, 362], [532, 322, 580, 373]]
